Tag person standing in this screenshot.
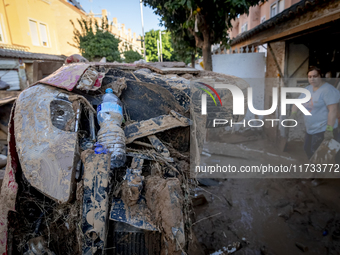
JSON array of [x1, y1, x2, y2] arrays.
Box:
[[291, 66, 340, 161]]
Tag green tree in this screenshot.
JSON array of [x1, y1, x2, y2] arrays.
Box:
[[170, 30, 200, 67], [145, 29, 174, 62], [123, 50, 143, 63], [69, 17, 121, 62], [143, 0, 261, 70]]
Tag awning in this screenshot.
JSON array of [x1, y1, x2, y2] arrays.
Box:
[[0, 48, 65, 62], [230, 0, 340, 47]]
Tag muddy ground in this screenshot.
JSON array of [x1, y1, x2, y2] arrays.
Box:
[[193, 136, 340, 255], [2, 135, 340, 255]]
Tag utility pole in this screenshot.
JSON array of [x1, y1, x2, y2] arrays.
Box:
[[139, 0, 146, 61], [157, 39, 160, 62], [159, 30, 163, 62]]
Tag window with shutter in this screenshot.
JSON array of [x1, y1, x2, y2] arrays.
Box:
[[270, 0, 285, 17], [29, 20, 40, 46], [270, 4, 277, 17], [241, 23, 248, 33], [39, 23, 49, 47], [278, 0, 285, 13]]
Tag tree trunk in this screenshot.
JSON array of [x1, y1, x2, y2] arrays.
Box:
[[202, 40, 212, 71], [191, 53, 195, 68], [188, 14, 212, 70]]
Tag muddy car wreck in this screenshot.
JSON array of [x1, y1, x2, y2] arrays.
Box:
[[0, 61, 248, 255]]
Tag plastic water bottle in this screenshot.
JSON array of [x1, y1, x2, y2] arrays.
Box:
[[97, 88, 126, 168]]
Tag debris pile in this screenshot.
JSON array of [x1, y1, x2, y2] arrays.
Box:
[[0, 61, 250, 255], [0, 96, 15, 188]]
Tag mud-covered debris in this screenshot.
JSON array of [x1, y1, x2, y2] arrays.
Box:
[[210, 247, 228, 255], [145, 176, 185, 255], [226, 245, 237, 254], [137, 61, 199, 75], [121, 79, 186, 121], [133, 69, 168, 86], [109, 197, 157, 231], [14, 85, 80, 203], [23, 236, 55, 255], [124, 110, 191, 144], [295, 242, 308, 252], [197, 178, 220, 186], [0, 169, 4, 188], [121, 158, 144, 207], [310, 139, 340, 164], [332, 229, 340, 240], [76, 66, 103, 91], [181, 73, 194, 80], [68, 94, 96, 114], [36, 63, 90, 91], [260, 246, 269, 255], [142, 61, 187, 68], [188, 232, 206, 255], [100, 76, 127, 97], [110, 158, 158, 231], [81, 150, 111, 254], [0, 96, 17, 108], [131, 70, 191, 110], [148, 135, 170, 157], [105, 68, 136, 80], [192, 194, 208, 207], [2, 62, 252, 255], [65, 54, 88, 64], [210, 242, 241, 255], [126, 151, 170, 161], [309, 210, 333, 230], [277, 205, 294, 220], [135, 68, 151, 74]]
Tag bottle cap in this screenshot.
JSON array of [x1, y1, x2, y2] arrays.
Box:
[[105, 88, 113, 93]]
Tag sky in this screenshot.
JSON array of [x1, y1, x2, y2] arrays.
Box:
[[78, 0, 164, 36]]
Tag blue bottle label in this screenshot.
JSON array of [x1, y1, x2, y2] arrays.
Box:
[[97, 102, 123, 116]]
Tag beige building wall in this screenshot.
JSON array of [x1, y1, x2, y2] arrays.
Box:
[[230, 0, 300, 40], [249, 5, 261, 30], [0, 0, 60, 54], [51, 0, 86, 56], [0, 1, 13, 46], [0, 2, 141, 57]]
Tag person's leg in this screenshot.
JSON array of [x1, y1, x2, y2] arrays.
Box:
[[310, 132, 325, 159], [309, 132, 325, 186], [334, 129, 340, 164], [304, 133, 313, 160]]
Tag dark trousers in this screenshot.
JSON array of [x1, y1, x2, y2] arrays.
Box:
[[304, 129, 340, 163]]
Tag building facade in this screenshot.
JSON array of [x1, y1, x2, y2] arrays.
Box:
[[0, 0, 142, 57], [0, 0, 142, 93], [228, 0, 340, 145], [229, 0, 302, 40], [0, 0, 84, 56], [91, 10, 142, 55]]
